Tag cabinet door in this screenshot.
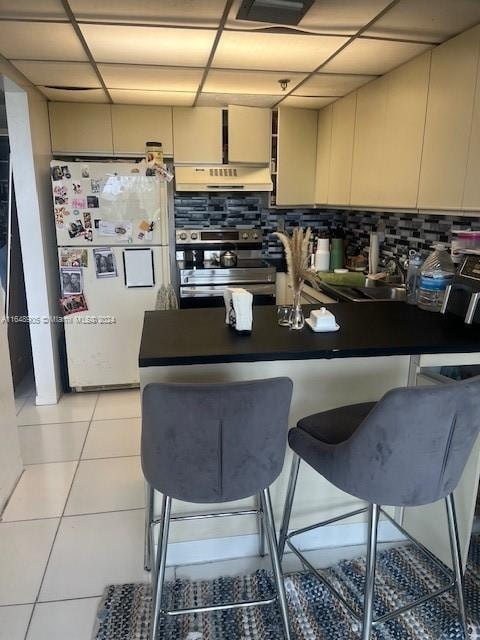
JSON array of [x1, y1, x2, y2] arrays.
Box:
[[418, 25, 480, 210], [173, 107, 222, 164], [380, 51, 431, 208], [314, 105, 332, 204], [228, 105, 271, 164], [463, 46, 480, 211], [49, 103, 113, 154], [112, 105, 173, 156], [277, 107, 318, 206], [350, 77, 387, 207], [328, 92, 356, 206]]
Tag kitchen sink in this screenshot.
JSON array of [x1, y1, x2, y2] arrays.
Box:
[[319, 279, 406, 302], [359, 286, 406, 301]]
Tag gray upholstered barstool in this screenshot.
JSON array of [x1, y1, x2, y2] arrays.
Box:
[[278, 379, 480, 640], [142, 378, 293, 640]]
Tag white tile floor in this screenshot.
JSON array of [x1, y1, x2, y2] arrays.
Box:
[[1, 383, 367, 640], [0, 387, 151, 640]]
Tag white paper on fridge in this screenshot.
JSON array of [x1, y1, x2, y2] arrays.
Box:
[[98, 220, 133, 240], [123, 248, 155, 288]]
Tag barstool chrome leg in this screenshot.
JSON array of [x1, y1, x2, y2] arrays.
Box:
[[446, 494, 469, 639], [144, 483, 155, 572], [361, 503, 380, 640], [278, 454, 301, 560], [257, 494, 266, 557], [150, 495, 172, 640], [261, 488, 292, 640]]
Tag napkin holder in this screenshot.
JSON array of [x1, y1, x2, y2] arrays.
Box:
[[224, 287, 253, 334]]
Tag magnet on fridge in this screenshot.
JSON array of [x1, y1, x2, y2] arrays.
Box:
[[87, 196, 99, 208], [72, 197, 87, 209]]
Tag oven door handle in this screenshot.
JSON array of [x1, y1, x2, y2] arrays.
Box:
[[181, 284, 276, 298]]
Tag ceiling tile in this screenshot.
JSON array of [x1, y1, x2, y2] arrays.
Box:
[[99, 64, 202, 92], [213, 31, 348, 72], [0, 0, 67, 20], [38, 87, 108, 102], [294, 73, 376, 97], [80, 24, 216, 66], [227, 0, 391, 34], [367, 0, 480, 43], [205, 69, 306, 95], [12, 61, 100, 88], [197, 92, 282, 108], [0, 22, 87, 61], [281, 95, 337, 108], [109, 89, 195, 106], [321, 39, 432, 75], [69, 0, 225, 27]]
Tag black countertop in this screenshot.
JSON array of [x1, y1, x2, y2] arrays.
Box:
[[139, 303, 480, 367]]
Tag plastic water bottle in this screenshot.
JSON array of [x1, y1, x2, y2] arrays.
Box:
[[417, 245, 455, 312], [406, 250, 423, 305]]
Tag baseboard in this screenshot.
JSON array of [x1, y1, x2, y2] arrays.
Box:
[[164, 520, 405, 567]]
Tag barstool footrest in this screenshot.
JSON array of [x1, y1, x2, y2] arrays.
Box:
[[285, 505, 457, 625], [152, 508, 260, 525], [163, 595, 277, 617]]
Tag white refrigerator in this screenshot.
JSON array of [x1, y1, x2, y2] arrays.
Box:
[[51, 160, 171, 389]]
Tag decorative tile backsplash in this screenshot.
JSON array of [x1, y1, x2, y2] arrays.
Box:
[[174, 193, 480, 260], [174, 195, 263, 229], [342, 210, 480, 259]]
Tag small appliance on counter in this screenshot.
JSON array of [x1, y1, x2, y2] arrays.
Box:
[[441, 254, 480, 324], [175, 228, 276, 308]]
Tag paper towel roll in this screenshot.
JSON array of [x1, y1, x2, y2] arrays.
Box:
[[369, 232, 379, 275]]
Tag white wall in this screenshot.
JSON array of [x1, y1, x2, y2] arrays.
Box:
[[0, 290, 22, 511], [2, 63, 61, 404]]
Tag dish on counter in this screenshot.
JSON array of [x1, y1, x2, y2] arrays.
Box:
[[306, 318, 340, 333]]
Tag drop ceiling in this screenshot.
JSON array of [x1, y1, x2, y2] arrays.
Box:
[[0, 0, 479, 109]]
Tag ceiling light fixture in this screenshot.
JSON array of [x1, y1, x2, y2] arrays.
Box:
[[236, 0, 314, 26], [279, 78, 290, 91]]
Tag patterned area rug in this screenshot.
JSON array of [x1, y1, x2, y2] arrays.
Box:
[[94, 539, 480, 639]]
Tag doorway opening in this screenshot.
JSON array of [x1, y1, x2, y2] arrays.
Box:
[[0, 86, 34, 398]]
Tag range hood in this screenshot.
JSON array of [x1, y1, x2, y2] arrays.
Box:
[[174, 165, 273, 192]]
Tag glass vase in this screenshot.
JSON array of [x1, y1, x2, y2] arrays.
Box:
[[289, 289, 305, 330]]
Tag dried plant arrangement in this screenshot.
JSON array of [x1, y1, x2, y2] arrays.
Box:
[[274, 227, 319, 329], [274, 227, 319, 292]]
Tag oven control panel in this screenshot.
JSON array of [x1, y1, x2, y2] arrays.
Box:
[[176, 228, 261, 245]]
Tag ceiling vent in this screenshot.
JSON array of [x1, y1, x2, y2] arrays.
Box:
[[236, 0, 314, 26]]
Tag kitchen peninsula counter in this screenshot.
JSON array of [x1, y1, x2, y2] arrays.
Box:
[[139, 303, 480, 573], [139, 303, 480, 367]]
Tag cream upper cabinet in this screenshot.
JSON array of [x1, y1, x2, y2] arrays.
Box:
[[314, 105, 332, 204], [328, 92, 356, 206], [418, 25, 480, 210], [379, 51, 431, 208], [277, 107, 318, 206], [173, 107, 222, 164], [49, 103, 113, 154], [111, 105, 173, 156], [228, 105, 271, 164], [463, 46, 480, 211], [350, 77, 387, 207]]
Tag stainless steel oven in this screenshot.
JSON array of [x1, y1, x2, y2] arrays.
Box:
[[176, 228, 276, 308]]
